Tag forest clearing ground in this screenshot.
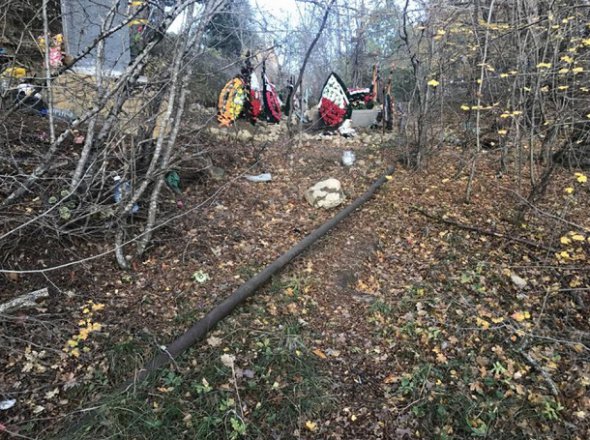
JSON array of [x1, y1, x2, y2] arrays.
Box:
[[2, 132, 589, 439]]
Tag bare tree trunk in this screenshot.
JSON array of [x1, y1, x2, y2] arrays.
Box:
[[286, 0, 337, 131], [42, 0, 55, 144], [69, 3, 114, 190], [466, 0, 496, 202]]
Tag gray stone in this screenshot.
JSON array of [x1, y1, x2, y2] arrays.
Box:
[[209, 166, 225, 181], [305, 178, 345, 209], [351, 109, 379, 128], [510, 273, 527, 289]]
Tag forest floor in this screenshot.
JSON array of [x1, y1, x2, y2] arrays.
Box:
[[1, 125, 589, 439]]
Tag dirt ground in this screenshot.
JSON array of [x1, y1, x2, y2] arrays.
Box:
[[1, 127, 589, 439]]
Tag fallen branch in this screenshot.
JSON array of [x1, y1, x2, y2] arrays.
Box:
[[519, 348, 559, 397], [0, 288, 49, 315], [503, 185, 586, 232], [411, 206, 556, 252]]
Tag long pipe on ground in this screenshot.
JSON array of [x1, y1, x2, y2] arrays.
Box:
[[60, 166, 395, 438], [132, 166, 395, 385], [129, 165, 395, 385]]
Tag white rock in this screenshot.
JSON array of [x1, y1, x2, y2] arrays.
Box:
[[237, 130, 253, 141], [338, 119, 356, 137], [220, 354, 235, 368], [0, 399, 16, 410], [305, 178, 346, 209], [342, 150, 356, 166], [510, 273, 527, 289]]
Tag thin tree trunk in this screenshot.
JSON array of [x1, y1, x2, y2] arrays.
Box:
[[286, 0, 337, 131], [466, 0, 496, 202]]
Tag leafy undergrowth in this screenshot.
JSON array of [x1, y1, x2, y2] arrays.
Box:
[[60, 298, 333, 440], [1, 132, 589, 439]]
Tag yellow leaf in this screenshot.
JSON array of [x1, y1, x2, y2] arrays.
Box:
[[70, 348, 80, 358], [91, 303, 105, 312], [557, 85, 569, 91], [66, 339, 78, 348], [575, 172, 587, 183], [312, 348, 327, 359], [511, 311, 531, 322], [305, 420, 317, 432], [558, 251, 570, 259], [460, 104, 470, 111], [44, 388, 59, 400], [574, 410, 586, 419], [546, 361, 558, 370], [491, 317, 504, 324], [536, 62, 552, 69], [78, 328, 90, 341], [351, 414, 357, 421], [476, 317, 490, 329], [572, 234, 585, 241], [436, 352, 448, 364], [565, 187, 574, 194], [561, 55, 574, 63], [383, 374, 399, 384], [511, 312, 525, 321], [560, 236, 572, 244], [572, 67, 584, 74], [497, 129, 507, 135], [91, 322, 102, 331], [500, 73, 509, 78], [385, 175, 393, 181], [82, 308, 90, 314], [427, 79, 440, 87]]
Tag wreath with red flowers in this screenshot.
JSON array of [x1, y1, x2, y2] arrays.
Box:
[[318, 72, 351, 127], [319, 97, 348, 126]]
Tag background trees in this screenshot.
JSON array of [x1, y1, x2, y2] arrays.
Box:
[[2, 0, 589, 269]]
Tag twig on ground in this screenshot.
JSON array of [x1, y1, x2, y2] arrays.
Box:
[[0, 288, 49, 315], [518, 347, 559, 397], [411, 206, 556, 252]]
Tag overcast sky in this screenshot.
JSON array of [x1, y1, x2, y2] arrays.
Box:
[[253, 0, 297, 18]]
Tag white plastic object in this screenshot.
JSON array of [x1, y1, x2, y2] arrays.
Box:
[[245, 173, 272, 182]]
